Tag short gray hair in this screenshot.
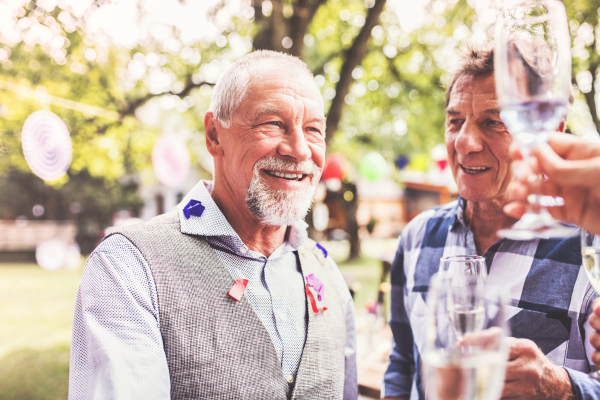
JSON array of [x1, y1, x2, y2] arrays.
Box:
[[446, 41, 573, 107], [208, 50, 316, 128]]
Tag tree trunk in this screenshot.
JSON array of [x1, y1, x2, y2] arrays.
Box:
[[582, 62, 600, 135], [344, 182, 360, 261], [325, 0, 387, 144]]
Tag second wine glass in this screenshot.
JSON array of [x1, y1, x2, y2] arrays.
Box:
[[422, 273, 509, 400]]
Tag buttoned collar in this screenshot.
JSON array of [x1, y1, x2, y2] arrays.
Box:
[[451, 196, 467, 231], [178, 180, 308, 251]]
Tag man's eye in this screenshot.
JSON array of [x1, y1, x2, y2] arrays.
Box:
[[449, 119, 463, 126], [267, 121, 280, 126], [488, 120, 505, 127]]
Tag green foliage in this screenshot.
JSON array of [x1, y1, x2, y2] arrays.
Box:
[[0, 344, 70, 400], [1, 0, 599, 240]]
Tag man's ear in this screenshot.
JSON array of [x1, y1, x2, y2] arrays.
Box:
[[204, 112, 224, 158], [557, 119, 566, 133]]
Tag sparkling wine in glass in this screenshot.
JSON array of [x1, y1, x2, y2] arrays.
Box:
[[422, 274, 509, 400], [439, 256, 488, 340], [582, 229, 600, 380], [494, 0, 576, 239]]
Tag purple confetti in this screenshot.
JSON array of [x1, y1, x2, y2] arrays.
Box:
[[183, 199, 205, 219]]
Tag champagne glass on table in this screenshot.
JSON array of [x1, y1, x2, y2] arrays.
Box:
[[581, 229, 600, 380], [422, 274, 508, 400], [494, 0, 575, 239], [439, 256, 488, 340]]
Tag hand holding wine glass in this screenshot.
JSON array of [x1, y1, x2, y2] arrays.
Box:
[[505, 133, 600, 236], [494, 0, 574, 239], [422, 273, 508, 400]]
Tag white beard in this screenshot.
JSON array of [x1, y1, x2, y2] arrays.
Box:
[[245, 157, 321, 226]]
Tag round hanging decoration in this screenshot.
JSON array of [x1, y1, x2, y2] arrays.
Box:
[[21, 110, 73, 181], [359, 152, 387, 182], [431, 144, 448, 171], [36, 239, 68, 271], [321, 153, 348, 181], [152, 134, 191, 188]]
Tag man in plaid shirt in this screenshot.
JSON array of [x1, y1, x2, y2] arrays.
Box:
[[382, 43, 600, 400]]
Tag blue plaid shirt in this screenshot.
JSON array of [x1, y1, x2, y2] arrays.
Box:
[[383, 198, 600, 400]]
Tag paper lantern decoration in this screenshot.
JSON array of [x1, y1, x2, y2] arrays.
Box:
[[152, 134, 191, 187], [359, 152, 387, 181], [395, 155, 410, 170], [36, 239, 68, 271], [21, 110, 72, 181], [321, 153, 348, 181], [431, 144, 448, 171], [312, 203, 329, 232], [436, 159, 448, 171]]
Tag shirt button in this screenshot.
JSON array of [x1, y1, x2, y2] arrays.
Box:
[[287, 375, 294, 383], [239, 246, 247, 254], [278, 312, 287, 322]]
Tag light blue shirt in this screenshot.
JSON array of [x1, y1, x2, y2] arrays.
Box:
[[69, 180, 357, 399]]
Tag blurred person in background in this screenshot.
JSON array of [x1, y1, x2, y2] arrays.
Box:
[[69, 50, 357, 400], [506, 132, 600, 379], [382, 43, 600, 400]]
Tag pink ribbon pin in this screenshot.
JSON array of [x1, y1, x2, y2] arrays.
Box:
[[306, 273, 324, 301]]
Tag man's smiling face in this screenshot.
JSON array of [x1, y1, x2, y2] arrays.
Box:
[[445, 73, 514, 203], [217, 60, 326, 225]]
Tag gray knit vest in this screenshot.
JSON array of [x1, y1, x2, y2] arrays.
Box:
[[114, 212, 346, 400]]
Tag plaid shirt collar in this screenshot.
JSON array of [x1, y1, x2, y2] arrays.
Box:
[[177, 180, 308, 252], [451, 196, 467, 231]]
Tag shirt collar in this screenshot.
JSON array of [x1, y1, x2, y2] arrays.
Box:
[[178, 180, 308, 250], [451, 196, 467, 231]]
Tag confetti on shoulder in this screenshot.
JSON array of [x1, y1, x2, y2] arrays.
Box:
[[315, 242, 328, 258], [183, 199, 205, 219]]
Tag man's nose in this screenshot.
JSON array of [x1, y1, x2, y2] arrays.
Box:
[[455, 119, 484, 155], [277, 124, 311, 162]]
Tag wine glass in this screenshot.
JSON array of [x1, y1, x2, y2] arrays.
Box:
[[581, 229, 600, 380], [422, 273, 509, 400], [494, 0, 576, 239], [440, 255, 488, 339]]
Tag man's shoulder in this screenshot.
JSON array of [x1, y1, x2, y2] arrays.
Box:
[[109, 211, 180, 241], [401, 200, 459, 242]]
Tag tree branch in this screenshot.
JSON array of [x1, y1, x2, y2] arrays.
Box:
[[118, 79, 214, 118], [288, 0, 328, 57], [583, 61, 600, 135], [325, 0, 387, 144]]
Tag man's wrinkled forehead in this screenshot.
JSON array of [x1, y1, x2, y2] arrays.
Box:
[[447, 74, 499, 115]]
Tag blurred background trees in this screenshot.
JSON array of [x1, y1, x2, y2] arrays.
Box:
[[0, 0, 599, 255]]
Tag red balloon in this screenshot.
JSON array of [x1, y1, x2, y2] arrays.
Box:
[[321, 153, 348, 181]]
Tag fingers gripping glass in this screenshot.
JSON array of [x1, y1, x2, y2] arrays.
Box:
[[494, 0, 575, 239]]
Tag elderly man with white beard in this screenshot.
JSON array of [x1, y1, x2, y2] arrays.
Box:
[[69, 50, 358, 400]]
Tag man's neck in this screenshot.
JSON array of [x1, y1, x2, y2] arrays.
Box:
[[464, 197, 517, 255], [210, 183, 287, 258]]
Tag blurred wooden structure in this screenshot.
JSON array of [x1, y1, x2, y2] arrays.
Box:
[[402, 182, 458, 223], [0, 220, 76, 262]]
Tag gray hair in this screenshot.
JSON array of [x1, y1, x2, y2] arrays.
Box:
[[446, 41, 573, 107], [208, 50, 316, 128]]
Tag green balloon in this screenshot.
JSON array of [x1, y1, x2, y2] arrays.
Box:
[[359, 152, 387, 181]]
